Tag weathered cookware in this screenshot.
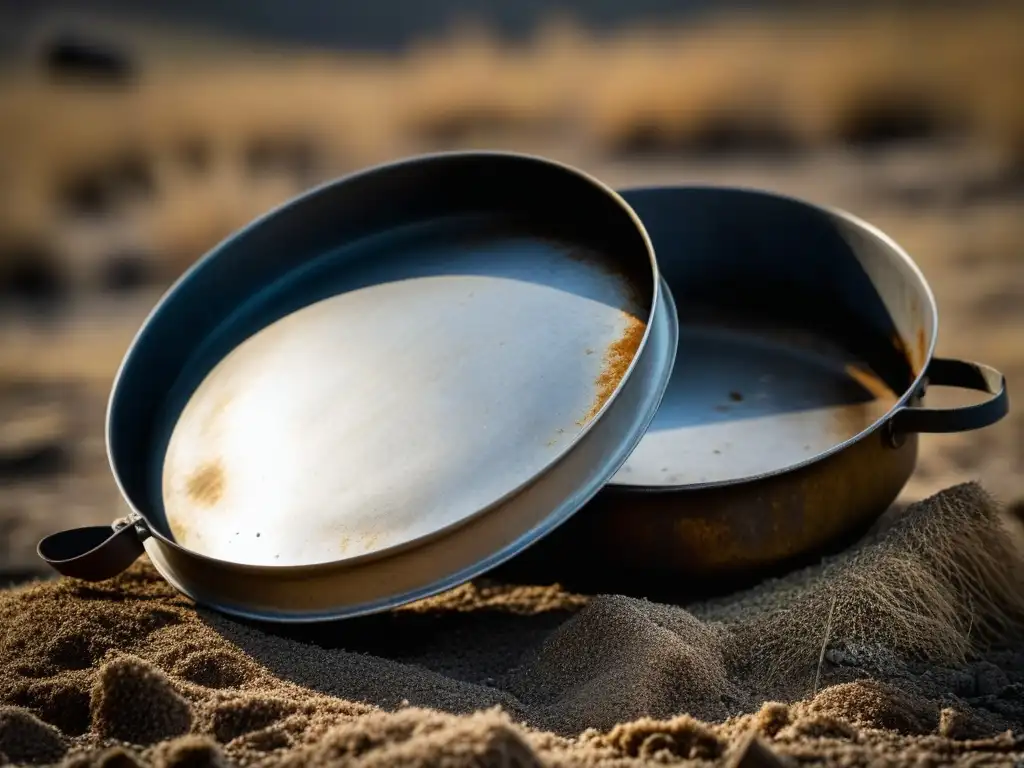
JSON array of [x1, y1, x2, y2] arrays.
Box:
[[502, 185, 1008, 593], [37, 152, 678, 622]]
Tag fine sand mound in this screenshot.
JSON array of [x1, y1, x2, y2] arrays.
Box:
[[1, 482, 1023, 766]]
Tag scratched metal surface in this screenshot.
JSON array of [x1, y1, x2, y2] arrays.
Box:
[[161, 224, 651, 567], [614, 322, 901, 487], [609, 185, 936, 491]]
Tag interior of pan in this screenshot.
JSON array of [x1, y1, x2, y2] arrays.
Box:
[[106, 153, 658, 568], [610, 185, 936, 490]]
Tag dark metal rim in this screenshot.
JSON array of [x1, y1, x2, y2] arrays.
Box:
[[607, 183, 945, 494], [47, 152, 671, 580], [39, 281, 678, 593]]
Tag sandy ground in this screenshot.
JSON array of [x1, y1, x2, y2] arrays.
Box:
[[0, 142, 1021, 766]]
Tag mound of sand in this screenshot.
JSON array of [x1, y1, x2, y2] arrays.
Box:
[[1, 482, 1023, 766]]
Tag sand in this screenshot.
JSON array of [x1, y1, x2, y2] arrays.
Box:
[[0, 482, 1022, 767]]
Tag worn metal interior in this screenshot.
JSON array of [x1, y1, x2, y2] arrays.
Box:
[[610, 186, 934, 489], [496, 185, 942, 596], [158, 216, 651, 567]]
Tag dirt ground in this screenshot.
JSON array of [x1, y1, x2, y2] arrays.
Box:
[[1, 20, 1023, 759]]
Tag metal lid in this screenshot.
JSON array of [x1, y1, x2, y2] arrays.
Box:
[[93, 152, 678, 620], [160, 227, 671, 568]]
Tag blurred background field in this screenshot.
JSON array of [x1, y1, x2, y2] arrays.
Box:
[[0, 1, 1022, 577]]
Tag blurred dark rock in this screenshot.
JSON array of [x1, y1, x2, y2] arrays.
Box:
[[0, 242, 68, 307], [606, 114, 800, 160], [55, 152, 155, 218], [176, 137, 213, 176], [98, 250, 155, 293], [39, 32, 135, 85], [836, 91, 953, 151]]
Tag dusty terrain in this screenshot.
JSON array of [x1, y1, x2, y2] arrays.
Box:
[[0, 6, 1022, 765]]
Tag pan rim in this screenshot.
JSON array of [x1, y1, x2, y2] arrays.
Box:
[[104, 150, 667, 572], [609, 183, 938, 493], [140, 281, 678, 620]]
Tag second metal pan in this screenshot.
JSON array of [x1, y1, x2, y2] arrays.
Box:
[[37, 152, 678, 622], [500, 184, 1007, 595]]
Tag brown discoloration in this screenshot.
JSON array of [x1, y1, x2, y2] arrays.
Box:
[[186, 461, 225, 507], [891, 332, 912, 371], [892, 327, 929, 376], [167, 517, 203, 549], [205, 392, 233, 434], [729, 391, 744, 402], [833, 365, 900, 441], [578, 311, 646, 426], [916, 326, 928, 372], [845, 364, 899, 401]]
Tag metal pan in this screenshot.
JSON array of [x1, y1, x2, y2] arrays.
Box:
[[37, 152, 678, 622], [501, 185, 1008, 595]]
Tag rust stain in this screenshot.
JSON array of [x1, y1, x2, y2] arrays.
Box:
[[891, 332, 911, 369], [339, 535, 350, 553], [168, 517, 190, 545], [578, 311, 646, 426], [833, 364, 900, 440], [891, 329, 928, 376], [891, 326, 928, 375], [199, 390, 234, 439], [844, 364, 898, 401], [186, 460, 225, 507], [361, 532, 380, 550], [728, 391, 744, 402]]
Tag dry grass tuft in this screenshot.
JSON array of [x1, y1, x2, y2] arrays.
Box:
[[702, 483, 1024, 698]]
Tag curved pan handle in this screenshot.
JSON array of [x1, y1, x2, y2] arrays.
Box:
[[889, 358, 1009, 440], [37, 518, 146, 581]]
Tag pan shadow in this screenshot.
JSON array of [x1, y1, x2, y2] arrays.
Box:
[[196, 594, 578, 715], [494, 499, 912, 605], [647, 323, 886, 432]]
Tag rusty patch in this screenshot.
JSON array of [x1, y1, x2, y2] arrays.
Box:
[[844, 364, 898, 401], [915, 326, 928, 372], [168, 517, 190, 545], [728, 391, 744, 402], [578, 311, 646, 426], [892, 326, 928, 375], [186, 460, 225, 507], [891, 330, 928, 376], [831, 365, 900, 441]]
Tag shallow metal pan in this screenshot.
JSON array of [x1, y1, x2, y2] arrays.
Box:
[[501, 185, 1008, 594], [37, 152, 678, 622]]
